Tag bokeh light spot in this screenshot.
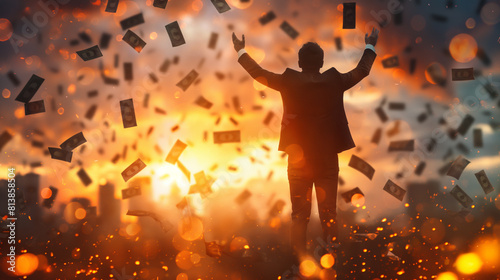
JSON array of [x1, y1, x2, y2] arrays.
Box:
[[465, 18, 476, 29], [351, 193, 365, 207], [175, 250, 193, 270], [0, 18, 13, 41], [178, 216, 203, 241], [41, 187, 53, 199], [74, 208, 87, 220], [455, 252, 483, 275], [436, 272, 458, 280], [2, 88, 11, 99], [15, 253, 38, 276], [300, 259, 318, 277], [320, 254, 335, 268], [449, 33, 478, 63]]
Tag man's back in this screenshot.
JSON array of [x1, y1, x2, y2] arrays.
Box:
[[237, 48, 377, 156]]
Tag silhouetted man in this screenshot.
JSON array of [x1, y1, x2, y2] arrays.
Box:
[[232, 28, 379, 260]]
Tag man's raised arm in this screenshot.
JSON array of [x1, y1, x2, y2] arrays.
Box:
[[340, 28, 379, 91], [232, 33, 283, 91]]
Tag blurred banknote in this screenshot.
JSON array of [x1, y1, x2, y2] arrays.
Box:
[[388, 139, 414, 152], [105, 0, 119, 12], [263, 111, 275, 126], [457, 114, 474, 135], [280, 21, 299, 39], [120, 98, 137, 128], [60, 132, 86, 151], [382, 56, 399, 68], [122, 186, 141, 199], [194, 96, 213, 109], [25, 100, 45, 115], [0, 131, 13, 152], [15, 74, 44, 103], [375, 107, 388, 122], [348, 155, 375, 180], [177, 160, 191, 181], [176, 70, 198, 91], [446, 155, 470, 179], [210, 0, 231, 13], [153, 0, 168, 9], [121, 158, 146, 182], [120, 13, 144, 30], [165, 140, 187, 164], [474, 170, 494, 194], [383, 180, 406, 201], [473, 128, 482, 147], [77, 168, 92, 186], [165, 21, 186, 47], [235, 189, 252, 205], [343, 2, 356, 29], [213, 130, 241, 144], [208, 32, 218, 49], [452, 68, 475, 81], [371, 128, 382, 144], [48, 147, 73, 162], [122, 30, 146, 53], [450, 185, 473, 208], [259, 11, 276, 25], [388, 102, 405, 110], [76, 45, 103, 61]]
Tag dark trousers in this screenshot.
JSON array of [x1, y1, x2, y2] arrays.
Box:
[[287, 153, 339, 257]]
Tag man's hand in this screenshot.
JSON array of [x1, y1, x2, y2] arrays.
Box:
[[365, 28, 379, 47], [232, 32, 245, 52]]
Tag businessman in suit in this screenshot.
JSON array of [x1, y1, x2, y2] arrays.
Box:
[[233, 28, 379, 260]]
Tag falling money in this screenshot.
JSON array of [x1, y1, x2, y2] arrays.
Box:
[[122, 186, 142, 199], [120, 98, 137, 128], [280, 21, 299, 39], [383, 180, 406, 201], [120, 13, 144, 30], [165, 21, 186, 47], [343, 2, 356, 29], [388, 139, 414, 152], [60, 132, 86, 151], [15, 74, 45, 103], [25, 100, 45, 115], [210, 0, 231, 13], [176, 70, 198, 91], [446, 155, 470, 180], [76, 45, 103, 61], [153, 0, 168, 9], [165, 140, 188, 164], [213, 130, 241, 144], [382, 56, 399, 68], [450, 185, 473, 208], [48, 147, 73, 162], [194, 96, 213, 109], [348, 155, 375, 180], [452, 68, 475, 81], [259, 11, 276, 25], [474, 170, 494, 194], [77, 168, 93, 186], [105, 0, 119, 13], [122, 30, 146, 53], [121, 158, 147, 182]]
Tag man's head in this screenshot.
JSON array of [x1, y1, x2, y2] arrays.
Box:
[[298, 42, 324, 71]]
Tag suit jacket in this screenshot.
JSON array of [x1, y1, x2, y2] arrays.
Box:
[[238, 48, 377, 157]]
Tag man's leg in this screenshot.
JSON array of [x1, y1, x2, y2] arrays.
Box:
[[288, 160, 313, 260], [314, 155, 339, 244]]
